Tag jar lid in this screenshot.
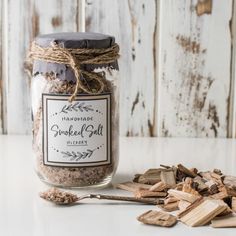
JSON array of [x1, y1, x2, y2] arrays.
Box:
[[33, 32, 119, 82], [36, 32, 115, 49]]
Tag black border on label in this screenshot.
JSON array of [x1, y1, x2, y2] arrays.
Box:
[[42, 93, 112, 167]]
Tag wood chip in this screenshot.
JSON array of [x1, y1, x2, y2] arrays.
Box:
[[213, 169, 223, 175], [217, 206, 232, 217], [193, 176, 208, 192], [200, 171, 222, 185], [164, 196, 179, 204], [137, 169, 163, 184], [160, 170, 176, 187], [199, 171, 213, 181], [168, 189, 200, 203], [190, 168, 198, 175], [133, 174, 142, 183], [161, 201, 179, 212], [177, 164, 197, 178], [176, 170, 187, 182], [137, 210, 177, 227], [211, 216, 236, 228], [205, 180, 219, 194], [210, 191, 229, 200], [135, 189, 167, 198], [175, 182, 184, 191], [232, 197, 236, 212], [224, 175, 236, 189], [119, 164, 236, 229], [179, 199, 228, 227], [178, 197, 204, 218], [210, 172, 223, 182], [178, 200, 191, 212], [116, 182, 152, 193], [149, 181, 169, 192], [225, 186, 236, 197], [182, 177, 201, 196], [217, 185, 236, 197]]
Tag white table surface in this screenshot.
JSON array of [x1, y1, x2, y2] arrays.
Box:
[[0, 135, 236, 236]]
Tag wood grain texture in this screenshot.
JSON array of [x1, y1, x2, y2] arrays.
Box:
[[85, 0, 158, 136], [229, 0, 236, 138], [157, 0, 233, 137], [2, 0, 83, 134]]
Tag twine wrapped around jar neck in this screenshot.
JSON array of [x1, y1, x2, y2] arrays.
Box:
[[28, 41, 120, 102]]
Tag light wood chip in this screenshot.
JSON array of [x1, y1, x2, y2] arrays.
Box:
[[210, 172, 223, 181], [142, 168, 164, 184], [199, 171, 213, 181], [149, 181, 169, 192], [161, 201, 179, 212], [211, 216, 236, 228], [232, 197, 236, 212], [116, 182, 152, 193], [178, 197, 204, 218], [161, 170, 176, 187], [137, 210, 177, 227], [137, 168, 178, 185], [179, 199, 228, 227], [217, 206, 232, 217], [217, 185, 236, 197], [168, 189, 200, 203], [164, 196, 179, 204], [178, 200, 191, 212]]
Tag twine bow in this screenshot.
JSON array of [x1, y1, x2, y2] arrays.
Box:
[[28, 41, 120, 102]]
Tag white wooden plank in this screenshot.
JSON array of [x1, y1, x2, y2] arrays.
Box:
[[229, 0, 236, 138], [157, 0, 233, 137], [3, 0, 83, 134], [85, 0, 158, 136]]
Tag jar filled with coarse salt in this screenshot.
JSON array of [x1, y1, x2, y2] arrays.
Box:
[[29, 32, 120, 188]]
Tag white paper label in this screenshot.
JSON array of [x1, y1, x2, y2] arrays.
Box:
[[42, 93, 111, 167]]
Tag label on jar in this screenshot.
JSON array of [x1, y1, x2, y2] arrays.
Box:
[[42, 93, 111, 167]]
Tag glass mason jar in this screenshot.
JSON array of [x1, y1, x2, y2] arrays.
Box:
[[31, 32, 119, 188]]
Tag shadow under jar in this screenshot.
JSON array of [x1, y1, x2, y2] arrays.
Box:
[[30, 32, 119, 188]]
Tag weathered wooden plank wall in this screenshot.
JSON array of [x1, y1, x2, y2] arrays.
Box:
[[0, 0, 236, 138], [85, 0, 158, 136], [1, 0, 83, 134], [157, 0, 233, 137]]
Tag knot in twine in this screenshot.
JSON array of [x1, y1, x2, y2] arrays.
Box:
[[28, 41, 120, 102]]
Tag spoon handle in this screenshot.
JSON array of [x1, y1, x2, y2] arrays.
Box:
[[88, 194, 163, 205]]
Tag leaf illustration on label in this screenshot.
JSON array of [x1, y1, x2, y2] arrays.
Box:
[[60, 102, 94, 114], [61, 149, 95, 161]]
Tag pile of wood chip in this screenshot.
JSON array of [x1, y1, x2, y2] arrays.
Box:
[[116, 164, 236, 228]]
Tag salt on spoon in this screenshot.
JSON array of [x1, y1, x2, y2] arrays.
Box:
[[39, 188, 164, 205]]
